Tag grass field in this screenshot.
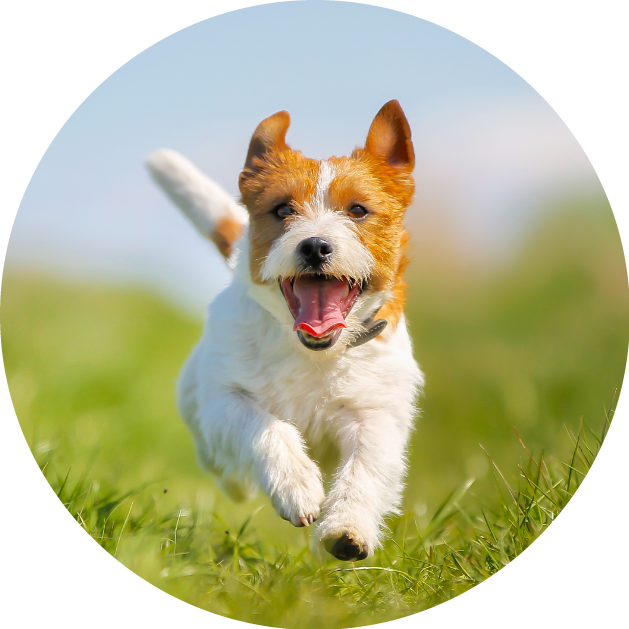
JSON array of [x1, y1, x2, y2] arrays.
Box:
[[1, 193, 627, 626]]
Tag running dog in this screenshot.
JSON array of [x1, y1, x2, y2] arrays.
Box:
[[146, 100, 423, 561]]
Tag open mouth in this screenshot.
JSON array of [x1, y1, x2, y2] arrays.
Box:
[[280, 274, 363, 350]]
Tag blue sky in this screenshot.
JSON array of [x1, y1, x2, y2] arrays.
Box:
[[6, 1, 601, 315]]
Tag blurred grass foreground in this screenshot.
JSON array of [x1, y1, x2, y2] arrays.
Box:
[[2, 192, 628, 626]]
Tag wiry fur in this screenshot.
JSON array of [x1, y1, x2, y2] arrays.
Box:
[[262, 162, 375, 286], [148, 101, 423, 560]]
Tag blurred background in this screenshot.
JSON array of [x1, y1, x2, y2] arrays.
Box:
[[2, 2, 627, 544]]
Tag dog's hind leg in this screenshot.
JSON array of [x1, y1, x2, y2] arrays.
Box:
[[177, 346, 257, 502], [177, 343, 214, 473]]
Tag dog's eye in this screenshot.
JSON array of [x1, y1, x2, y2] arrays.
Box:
[[273, 203, 294, 219], [348, 205, 368, 220]]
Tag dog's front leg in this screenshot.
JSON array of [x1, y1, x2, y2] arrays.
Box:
[[317, 410, 411, 560], [198, 393, 325, 527]]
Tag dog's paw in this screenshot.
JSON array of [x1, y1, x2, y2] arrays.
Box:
[[317, 510, 379, 561], [321, 527, 372, 561], [269, 458, 326, 528]]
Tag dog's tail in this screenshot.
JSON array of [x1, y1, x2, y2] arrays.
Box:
[[145, 149, 248, 262]]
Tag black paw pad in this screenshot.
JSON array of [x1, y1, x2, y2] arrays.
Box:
[[324, 532, 368, 561]]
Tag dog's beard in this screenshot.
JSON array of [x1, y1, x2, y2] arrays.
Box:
[[279, 275, 362, 351]]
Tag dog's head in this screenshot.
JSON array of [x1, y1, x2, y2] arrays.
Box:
[[239, 101, 415, 353]]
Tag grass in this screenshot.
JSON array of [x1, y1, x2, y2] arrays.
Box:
[[2, 198, 626, 625], [38, 397, 615, 627]]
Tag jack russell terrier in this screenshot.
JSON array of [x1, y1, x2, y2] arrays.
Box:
[[146, 100, 423, 561]]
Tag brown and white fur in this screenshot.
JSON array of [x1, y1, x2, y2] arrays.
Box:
[[146, 101, 423, 561]]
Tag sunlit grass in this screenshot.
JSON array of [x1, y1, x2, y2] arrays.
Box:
[[40, 397, 614, 627]]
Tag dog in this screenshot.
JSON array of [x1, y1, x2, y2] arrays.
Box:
[[146, 101, 423, 561]]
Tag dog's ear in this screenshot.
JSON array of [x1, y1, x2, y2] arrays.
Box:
[[364, 100, 414, 172], [242, 110, 291, 174]]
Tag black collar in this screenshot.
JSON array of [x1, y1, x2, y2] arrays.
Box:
[[348, 317, 388, 348]]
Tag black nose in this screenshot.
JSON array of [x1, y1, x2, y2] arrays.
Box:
[[298, 237, 333, 268]]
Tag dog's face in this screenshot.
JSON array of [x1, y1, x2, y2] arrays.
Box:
[[239, 101, 415, 352]]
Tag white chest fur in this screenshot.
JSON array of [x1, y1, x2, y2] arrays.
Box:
[[195, 275, 420, 445]]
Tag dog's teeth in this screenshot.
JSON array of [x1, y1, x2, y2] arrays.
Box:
[[299, 516, 310, 527]]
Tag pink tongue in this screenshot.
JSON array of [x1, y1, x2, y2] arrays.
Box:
[[292, 276, 348, 338]]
